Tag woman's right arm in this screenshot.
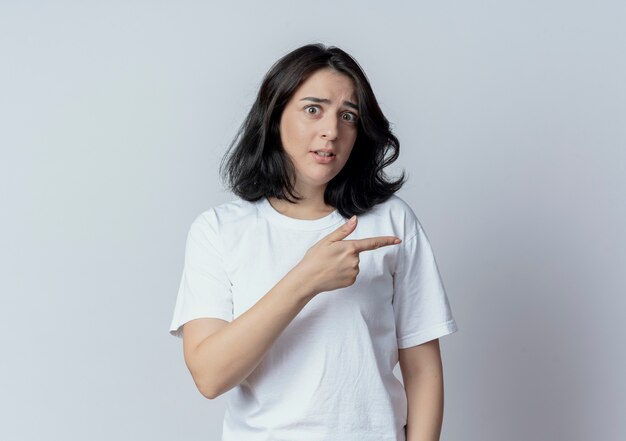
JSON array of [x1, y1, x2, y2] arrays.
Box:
[[182, 216, 401, 399], [182, 263, 318, 399]]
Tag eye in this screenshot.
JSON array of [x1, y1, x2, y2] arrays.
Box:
[[304, 105, 321, 115], [341, 111, 358, 123]]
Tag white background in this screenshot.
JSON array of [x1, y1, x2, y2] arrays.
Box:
[[1, 1, 624, 440]]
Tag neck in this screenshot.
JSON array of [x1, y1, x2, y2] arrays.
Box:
[[268, 186, 335, 220]]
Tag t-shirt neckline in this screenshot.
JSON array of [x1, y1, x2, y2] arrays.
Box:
[[258, 197, 346, 231]]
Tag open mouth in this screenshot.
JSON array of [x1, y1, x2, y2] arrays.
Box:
[[310, 151, 336, 163], [312, 151, 335, 157]]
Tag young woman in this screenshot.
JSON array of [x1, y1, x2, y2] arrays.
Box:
[[169, 43, 458, 441]]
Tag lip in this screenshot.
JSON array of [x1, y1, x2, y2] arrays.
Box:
[[310, 151, 336, 164]]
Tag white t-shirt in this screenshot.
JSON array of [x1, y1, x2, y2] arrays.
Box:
[[169, 194, 458, 441]]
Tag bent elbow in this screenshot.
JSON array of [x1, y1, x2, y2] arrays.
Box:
[[196, 380, 220, 399], [196, 377, 227, 400], [187, 362, 222, 399], [188, 364, 234, 399], [199, 386, 219, 400], [199, 380, 237, 400], [187, 371, 217, 400]]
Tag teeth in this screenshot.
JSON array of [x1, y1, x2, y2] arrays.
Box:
[[315, 151, 333, 157]]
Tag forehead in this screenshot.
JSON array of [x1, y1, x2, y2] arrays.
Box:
[[292, 68, 356, 101]]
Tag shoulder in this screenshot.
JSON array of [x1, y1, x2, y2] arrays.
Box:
[[189, 197, 257, 235], [377, 194, 416, 214], [370, 194, 422, 239], [203, 197, 256, 222]]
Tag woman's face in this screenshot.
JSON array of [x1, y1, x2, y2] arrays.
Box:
[[278, 68, 359, 194]]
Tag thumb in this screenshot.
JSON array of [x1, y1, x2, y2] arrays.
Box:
[[324, 215, 358, 243]]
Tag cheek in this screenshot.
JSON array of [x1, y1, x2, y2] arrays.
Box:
[[340, 122, 357, 138], [340, 142, 356, 165], [280, 114, 308, 147], [341, 128, 358, 151]]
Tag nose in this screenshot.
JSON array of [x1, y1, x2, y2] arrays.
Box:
[[320, 115, 339, 140]]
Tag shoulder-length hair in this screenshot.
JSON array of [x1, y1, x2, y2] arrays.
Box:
[[219, 43, 406, 218]]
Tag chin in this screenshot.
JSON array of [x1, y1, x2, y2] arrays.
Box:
[[311, 172, 338, 184]]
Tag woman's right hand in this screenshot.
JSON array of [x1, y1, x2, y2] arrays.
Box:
[[295, 215, 402, 295]]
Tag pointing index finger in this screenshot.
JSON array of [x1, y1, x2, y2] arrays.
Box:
[[347, 236, 402, 253]]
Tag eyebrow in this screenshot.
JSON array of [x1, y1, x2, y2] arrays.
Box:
[[300, 96, 359, 111]]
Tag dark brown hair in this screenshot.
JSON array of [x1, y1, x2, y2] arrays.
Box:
[[219, 43, 405, 218]]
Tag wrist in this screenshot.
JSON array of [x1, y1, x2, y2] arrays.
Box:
[[287, 262, 319, 302]]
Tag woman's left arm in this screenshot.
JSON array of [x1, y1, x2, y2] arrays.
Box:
[[398, 339, 445, 441]]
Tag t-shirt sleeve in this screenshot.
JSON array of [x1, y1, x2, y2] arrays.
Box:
[[392, 219, 458, 349], [169, 210, 233, 338]]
